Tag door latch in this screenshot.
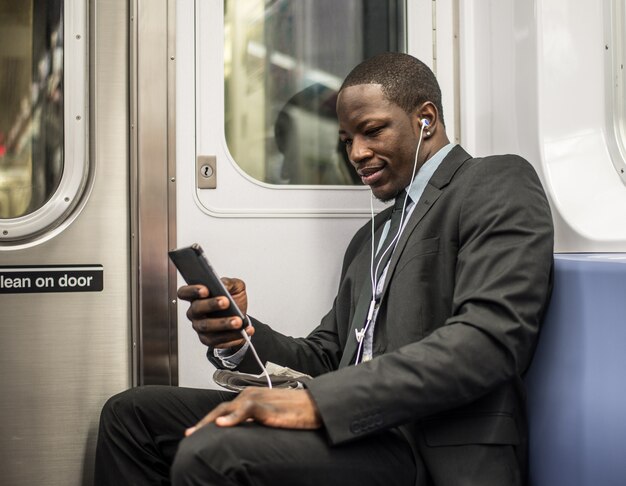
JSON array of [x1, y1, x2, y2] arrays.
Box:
[[197, 155, 217, 189]]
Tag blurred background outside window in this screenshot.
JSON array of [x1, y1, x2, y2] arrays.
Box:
[[0, 0, 64, 219], [224, 0, 405, 186]]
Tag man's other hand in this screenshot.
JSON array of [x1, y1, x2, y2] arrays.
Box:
[[185, 388, 322, 434]]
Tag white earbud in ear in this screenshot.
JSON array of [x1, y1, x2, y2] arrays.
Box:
[[421, 118, 430, 127]]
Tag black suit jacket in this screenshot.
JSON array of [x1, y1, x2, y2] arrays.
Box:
[[235, 145, 554, 485]]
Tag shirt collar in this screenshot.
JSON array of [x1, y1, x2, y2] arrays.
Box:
[[405, 143, 455, 204]]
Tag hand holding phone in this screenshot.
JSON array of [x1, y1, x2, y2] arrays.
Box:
[[169, 244, 271, 385], [170, 244, 251, 352], [169, 244, 248, 325]]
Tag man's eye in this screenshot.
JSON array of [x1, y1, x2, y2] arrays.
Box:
[[365, 126, 383, 137], [342, 139, 353, 147]]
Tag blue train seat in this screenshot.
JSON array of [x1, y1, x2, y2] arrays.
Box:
[[525, 254, 626, 486]]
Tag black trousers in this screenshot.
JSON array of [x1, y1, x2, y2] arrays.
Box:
[[94, 385, 417, 486]]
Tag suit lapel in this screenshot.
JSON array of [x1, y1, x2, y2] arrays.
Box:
[[378, 184, 442, 298], [380, 145, 472, 300]]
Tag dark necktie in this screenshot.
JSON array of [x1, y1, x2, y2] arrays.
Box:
[[338, 190, 412, 368], [374, 190, 411, 281]]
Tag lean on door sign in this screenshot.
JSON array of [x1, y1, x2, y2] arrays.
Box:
[[0, 265, 104, 294]]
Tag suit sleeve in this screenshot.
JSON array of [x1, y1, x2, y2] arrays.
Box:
[[306, 156, 554, 444]]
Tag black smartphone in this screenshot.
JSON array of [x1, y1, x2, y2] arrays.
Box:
[[168, 243, 247, 324]]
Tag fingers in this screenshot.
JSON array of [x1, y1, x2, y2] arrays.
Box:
[[192, 315, 241, 334], [177, 278, 245, 304], [221, 277, 248, 316], [179, 280, 248, 318], [221, 277, 245, 295], [193, 321, 254, 348], [187, 296, 231, 320], [185, 395, 256, 436], [177, 284, 208, 302], [187, 297, 245, 348], [210, 398, 254, 427], [176, 278, 251, 349]]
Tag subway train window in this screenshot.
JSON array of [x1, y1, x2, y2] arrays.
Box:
[[223, 0, 405, 185], [0, 1, 63, 218], [0, 0, 88, 245]]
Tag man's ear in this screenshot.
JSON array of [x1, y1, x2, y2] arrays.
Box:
[[414, 102, 439, 136]]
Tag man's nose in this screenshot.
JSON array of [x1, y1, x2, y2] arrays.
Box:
[[349, 138, 373, 164]]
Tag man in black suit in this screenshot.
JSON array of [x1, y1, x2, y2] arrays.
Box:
[[95, 53, 553, 486]]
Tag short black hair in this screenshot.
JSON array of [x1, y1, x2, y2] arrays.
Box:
[[340, 52, 445, 126]]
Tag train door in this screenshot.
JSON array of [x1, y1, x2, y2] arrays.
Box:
[[0, 1, 129, 484], [174, 0, 459, 388]]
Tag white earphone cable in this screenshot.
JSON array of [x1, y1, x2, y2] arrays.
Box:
[[355, 120, 428, 365], [240, 317, 272, 388]]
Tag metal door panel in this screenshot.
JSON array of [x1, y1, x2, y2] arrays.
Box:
[[0, 0, 130, 484]]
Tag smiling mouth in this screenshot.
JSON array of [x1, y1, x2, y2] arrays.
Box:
[[358, 165, 386, 185]]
